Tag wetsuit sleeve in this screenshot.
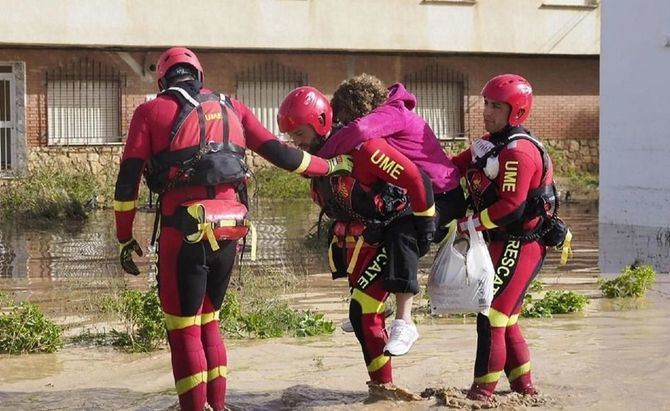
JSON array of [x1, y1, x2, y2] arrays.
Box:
[[318, 105, 405, 158], [452, 147, 472, 177], [473, 148, 538, 229], [355, 138, 435, 216], [232, 99, 330, 176], [114, 104, 152, 242]]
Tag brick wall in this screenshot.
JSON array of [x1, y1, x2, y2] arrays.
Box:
[[0, 47, 599, 175]]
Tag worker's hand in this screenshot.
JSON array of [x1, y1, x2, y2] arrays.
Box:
[[457, 216, 484, 235], [326, 154, 354, 176], [119, 238, 143, 275]]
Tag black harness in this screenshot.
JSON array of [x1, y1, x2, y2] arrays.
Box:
[[472, 133, 566, 245], [145, 86, 250, 246]]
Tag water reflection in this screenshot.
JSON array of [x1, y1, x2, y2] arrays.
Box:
[[0, 200, 599, 300]]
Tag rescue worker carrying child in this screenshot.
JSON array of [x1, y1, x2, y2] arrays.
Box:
[[277, 85, 435, 398]]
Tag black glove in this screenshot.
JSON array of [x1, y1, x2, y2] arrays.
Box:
[[413, 214, 436, 257], [119, 238, 143, 275]]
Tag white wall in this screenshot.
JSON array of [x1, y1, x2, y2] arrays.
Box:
[[0, 0, 599, 55], [599, 0, 670, 273]]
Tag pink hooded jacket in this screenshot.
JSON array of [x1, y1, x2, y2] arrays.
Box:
[[318, 83, 461, 193]]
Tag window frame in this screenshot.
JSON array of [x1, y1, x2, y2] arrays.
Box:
[[45, 59, 126, 146]]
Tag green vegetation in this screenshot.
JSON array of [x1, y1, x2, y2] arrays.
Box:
[[99, 286, 166, 353], [565, 171, 599, 190], [248, 167, 310, 199], [0, 164, 99, 221], [521, 280, 589, 318], [0, 293, 63, 354], [599, 264, 656, 298], [522, 290, 589, 318], [220, 292, 335, 339], [74, 266, 334, 351]]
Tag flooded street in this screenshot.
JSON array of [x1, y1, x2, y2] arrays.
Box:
[[1, 200, 669, 410]]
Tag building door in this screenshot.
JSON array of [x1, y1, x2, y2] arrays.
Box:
[[0, 67, 16, 172]]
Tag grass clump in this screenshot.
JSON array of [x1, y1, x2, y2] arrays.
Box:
[[219, 291, 335, 339], [521, 280, 589, 318], [522, 291, 589, 318], [565, 171, 598, 190], [0, 293, 63, 354], [599, 264, 656, 298], [0, 164, 98, 221], [100, 286, 166, 352], [248, 167, 310, 199]]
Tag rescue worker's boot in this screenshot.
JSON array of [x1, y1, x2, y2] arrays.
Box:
[[509, 372, 538, 396], [466, 381, 496, 401]]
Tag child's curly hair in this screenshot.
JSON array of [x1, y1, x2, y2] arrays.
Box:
[[331, 73, 388, 125]]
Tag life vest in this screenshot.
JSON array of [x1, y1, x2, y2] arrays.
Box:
[[144, 86, 248, 194], [146, 86, 255, 256], [469, 133, 567, 245], [310, 176, 410, 226]]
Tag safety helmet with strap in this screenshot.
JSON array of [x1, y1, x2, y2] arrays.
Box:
[[278, 86, 333, 137], [156, 47, 204, 91], [481, 74, 533, 127]]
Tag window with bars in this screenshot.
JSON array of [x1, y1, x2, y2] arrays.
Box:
[[0, 66, 14, 171], [235, 61, 306, 139], [46, 59, 126, 145], [404, 64, 468, 141]]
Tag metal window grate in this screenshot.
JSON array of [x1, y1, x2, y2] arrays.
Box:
[[235, 61, 306, 139], [0, 67, 14, 171], [46, 58, 126, 145], [404, 64, 469, 141]]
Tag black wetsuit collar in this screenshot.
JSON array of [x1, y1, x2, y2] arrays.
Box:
[[489, 125, 527, 144]]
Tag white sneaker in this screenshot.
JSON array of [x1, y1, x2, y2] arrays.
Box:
[[341, 318, 354, 333], [384, 319, 419, 356]]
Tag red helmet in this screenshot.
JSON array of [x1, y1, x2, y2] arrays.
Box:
[[481, 74, 533, 127], [277, 86, 333, 137], [156, 47, 204, 89]]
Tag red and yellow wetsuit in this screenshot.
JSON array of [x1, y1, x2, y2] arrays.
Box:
[[452, 126, 553, 396], [316, 137, 434, 384], [114, 81, 331, 411]]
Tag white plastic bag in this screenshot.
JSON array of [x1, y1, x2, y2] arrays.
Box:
[[465, 217, 495, 313], [427, 222, 468, 314], [427, 218, 494, 314]]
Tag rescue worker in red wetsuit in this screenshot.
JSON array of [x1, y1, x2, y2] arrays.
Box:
[[320, 74, 467, 355], [113, 47, 352, 411], [452, 74, 568, 401], [277, 86, 435, 394]]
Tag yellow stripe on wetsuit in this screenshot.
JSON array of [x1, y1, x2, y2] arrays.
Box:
[[292, 152, 311, 174], [113, 200, 137, 212]]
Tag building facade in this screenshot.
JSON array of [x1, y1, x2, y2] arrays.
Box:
[[0, 0, 600, 183], [599, 0, 670, 273]]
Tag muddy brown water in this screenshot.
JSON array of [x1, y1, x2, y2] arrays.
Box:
[[1, 200, 669, 410]]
